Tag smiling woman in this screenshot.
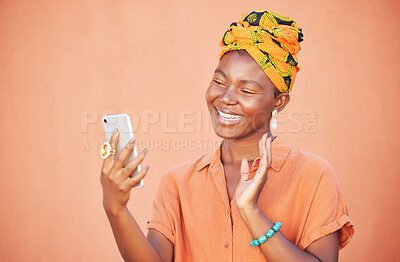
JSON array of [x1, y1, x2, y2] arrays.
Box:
[[101, 10, 354, 262], [206, 50, 285, 140]]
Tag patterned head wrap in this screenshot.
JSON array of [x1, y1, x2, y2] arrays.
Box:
[[219, 10, 304, 93]]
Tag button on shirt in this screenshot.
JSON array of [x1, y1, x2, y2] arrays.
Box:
[[146, 135, 355, 261]]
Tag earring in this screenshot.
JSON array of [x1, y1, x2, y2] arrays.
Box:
[[271, 109, 278, 129]]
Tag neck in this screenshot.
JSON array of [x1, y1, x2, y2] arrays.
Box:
[[221, 129, 275, 165]]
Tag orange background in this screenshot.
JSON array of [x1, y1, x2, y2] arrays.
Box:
[[1, 0, 399, 261]]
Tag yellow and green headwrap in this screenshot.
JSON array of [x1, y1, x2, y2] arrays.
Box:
[[219, 10, 304, 93]]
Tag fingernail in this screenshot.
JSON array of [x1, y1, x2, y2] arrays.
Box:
[[129, 138, 136, 145], [113, 128, 118, 135], [242, 158, 247, 162], [142, 148, 148, 155], [144, 165, 150, 171]]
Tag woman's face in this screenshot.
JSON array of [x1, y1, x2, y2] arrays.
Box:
[[205, 51, 279, 139]]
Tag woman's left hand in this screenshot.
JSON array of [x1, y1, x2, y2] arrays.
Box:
[[235, 133, 272, 210]]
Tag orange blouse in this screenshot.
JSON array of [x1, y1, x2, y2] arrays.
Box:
[[146, 135, 355, 261]]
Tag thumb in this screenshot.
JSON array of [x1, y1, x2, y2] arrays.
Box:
[[240, 158, 250, 182]]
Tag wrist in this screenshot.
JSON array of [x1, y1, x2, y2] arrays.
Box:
[[238, 204, 260, 221], [103, 203, 128, 218]]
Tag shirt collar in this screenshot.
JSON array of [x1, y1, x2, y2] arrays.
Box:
[[195, 135, 292, 172]]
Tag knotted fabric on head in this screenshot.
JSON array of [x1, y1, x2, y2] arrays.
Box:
[[219, 10, 304, 93]]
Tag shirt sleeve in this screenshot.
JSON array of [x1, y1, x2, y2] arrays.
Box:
[[298, 164, 355, 250], [146, 170, 180, 245]]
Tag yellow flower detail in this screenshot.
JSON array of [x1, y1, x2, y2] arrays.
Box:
[[248, 13, 257, 23]]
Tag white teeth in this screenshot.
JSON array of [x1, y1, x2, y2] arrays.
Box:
[[217, 110, 243, 122]]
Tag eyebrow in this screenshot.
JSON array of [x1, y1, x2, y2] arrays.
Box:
[[214, 69, 263, 89]]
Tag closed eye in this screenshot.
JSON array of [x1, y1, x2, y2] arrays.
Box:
[[241, 90, 256, 94], [213, 79, 225, 85]]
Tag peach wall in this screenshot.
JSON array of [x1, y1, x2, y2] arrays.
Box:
[[1, 0, 399, 261]]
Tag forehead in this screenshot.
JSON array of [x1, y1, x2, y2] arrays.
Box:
[[216, 51, 274, 88]]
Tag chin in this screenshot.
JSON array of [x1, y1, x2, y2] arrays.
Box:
[[209, 106, 246, 139], [213, 128, 242, 139], [209, 114, 268, 141]]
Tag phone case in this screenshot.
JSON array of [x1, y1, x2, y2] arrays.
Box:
[[102, 113, 143, 188]]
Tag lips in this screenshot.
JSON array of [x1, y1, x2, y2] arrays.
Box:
[[215, 107, 243, 125]]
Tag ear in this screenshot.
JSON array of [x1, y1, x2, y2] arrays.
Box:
[[274, 93, 290, 113]]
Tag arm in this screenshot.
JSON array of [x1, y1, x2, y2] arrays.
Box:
[[105, 207, 170, 262], [101, 129, 173, 262], [239, 206, 338, 262], [235, 134, 339, 262]]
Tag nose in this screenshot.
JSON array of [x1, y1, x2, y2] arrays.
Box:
[[220, 86, 237, 105]]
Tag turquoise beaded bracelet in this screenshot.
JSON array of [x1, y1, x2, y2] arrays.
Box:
[[250, 222, 282, 247]]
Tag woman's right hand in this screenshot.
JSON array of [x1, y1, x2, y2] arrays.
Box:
[[100, 128, 150, 216]]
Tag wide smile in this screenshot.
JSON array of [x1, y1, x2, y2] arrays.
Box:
[[215, 107, 243, 125]]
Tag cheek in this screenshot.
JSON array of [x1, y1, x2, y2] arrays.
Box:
[[205, 85, 219, 105], [241, 98, 272, 121]]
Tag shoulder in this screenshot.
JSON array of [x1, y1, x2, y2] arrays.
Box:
[[283, 142, 338, 186], [160, 151, 211, 183], [292, 146, 334, 172], [153, 152, 212, 202]]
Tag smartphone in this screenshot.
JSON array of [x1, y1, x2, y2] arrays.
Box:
[[102, 113, 144, 188]]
